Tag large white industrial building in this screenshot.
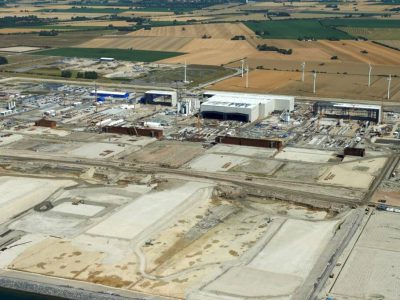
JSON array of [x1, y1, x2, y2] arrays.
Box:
[[201, 91, 294, 122]]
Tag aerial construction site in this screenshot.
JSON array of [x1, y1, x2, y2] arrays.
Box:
[[0, 1, 400, 300]]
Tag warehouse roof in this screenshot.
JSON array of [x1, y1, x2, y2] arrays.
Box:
[[333, 103, 381, 110], [202, 92, 293, 108], [203, 90, 294, 101], [145, 90, 176, 96], [90, 90, 129, 96]]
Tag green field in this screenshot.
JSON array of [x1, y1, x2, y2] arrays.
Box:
[[244, 19, 353, 39], [321, 19, 400, 28], [31, 47, 184, 62]]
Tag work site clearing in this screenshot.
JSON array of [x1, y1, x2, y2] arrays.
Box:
[[0, 173, 344, 300], [0, 116, 395, 299], [1, 0, 400, 299]]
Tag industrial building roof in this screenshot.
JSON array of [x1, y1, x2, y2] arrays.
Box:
[[333, 103, 381, 110], [203, 90, 294, 101], [90, 90, 129, 97], [145, 90, 176, 96], [202, 92, 293, 108]]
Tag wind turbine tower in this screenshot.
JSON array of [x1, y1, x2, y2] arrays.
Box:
[[387, 74, 392, 100], [94, 81, 98, 113], [368, 63, 372, 87], [246, 65, 249, 88], [301, 62, 306, 82], [313, 71, 317, 94], [184, 61, 189, 83]]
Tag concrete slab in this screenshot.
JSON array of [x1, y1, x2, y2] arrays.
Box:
[[0, 176, 74, 224], [69, 142, 126, 159], [87, 181, 212, 240], [9, 212, 85, 237], [248, 219, 338, 279], [204, 266, 298, 298], [187, 153, 248, 172], [208, 144, 276, 158], [52, 203, 105, 217], [275, 147, 336, 163]]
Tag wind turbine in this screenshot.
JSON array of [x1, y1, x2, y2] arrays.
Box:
[[246, 65, 249, 88], [184, 61, 188, 83], [387, 74, 392, 100], [313, 71, 317, 94], [241, 58, 245, 78], [301, 62, 306, 82], [368, 63, 372, 87]]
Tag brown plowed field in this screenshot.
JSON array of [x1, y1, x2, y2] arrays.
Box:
[[208, 69, 400, 102], [127, 23, 254, 39], [159, 38, 257, 65], [256, 40, 400, 65], [318, 40, 400, 65], [79, 36, 193, 52]]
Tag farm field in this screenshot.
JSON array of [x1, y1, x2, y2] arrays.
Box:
[[244, 19, 353, 40], [127, 23, 254, 39], [0, 28, 44, 34], [79, 36, 193, 52], [159, 38, 257, 65], [321, 18, 400, 28], [339, 27, 400, 40], [0, 11, 109, 20], [0, 31, 113, 48], [375, 40, 400, 50], [31, 47, 184, 62], [56, 20, 135, 27], [239, 39, 400, 66], [208, 69, 400, 102]]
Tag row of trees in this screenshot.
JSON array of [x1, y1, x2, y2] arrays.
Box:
[[257, 44, 293, 55], [0, 15, 53, 27], [61, 70, 98, 79], [0, 56, 8, 65]]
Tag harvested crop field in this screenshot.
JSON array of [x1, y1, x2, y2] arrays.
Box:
[[57, 20, 135, 27], [0, 28, 43, 34], [209, 69, 298, 93], [127, 23, 254, 39], [340, 27, 400, 40], [0, 46, 41, 53], [0, 11, 108, 20], [208, 69, 400, 102], [79, 36, 193, 52], [318, 40, 400, 65], [250, 40, 400, 65], [375, 40, 400, 50], [159, 38, 257, 65]]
